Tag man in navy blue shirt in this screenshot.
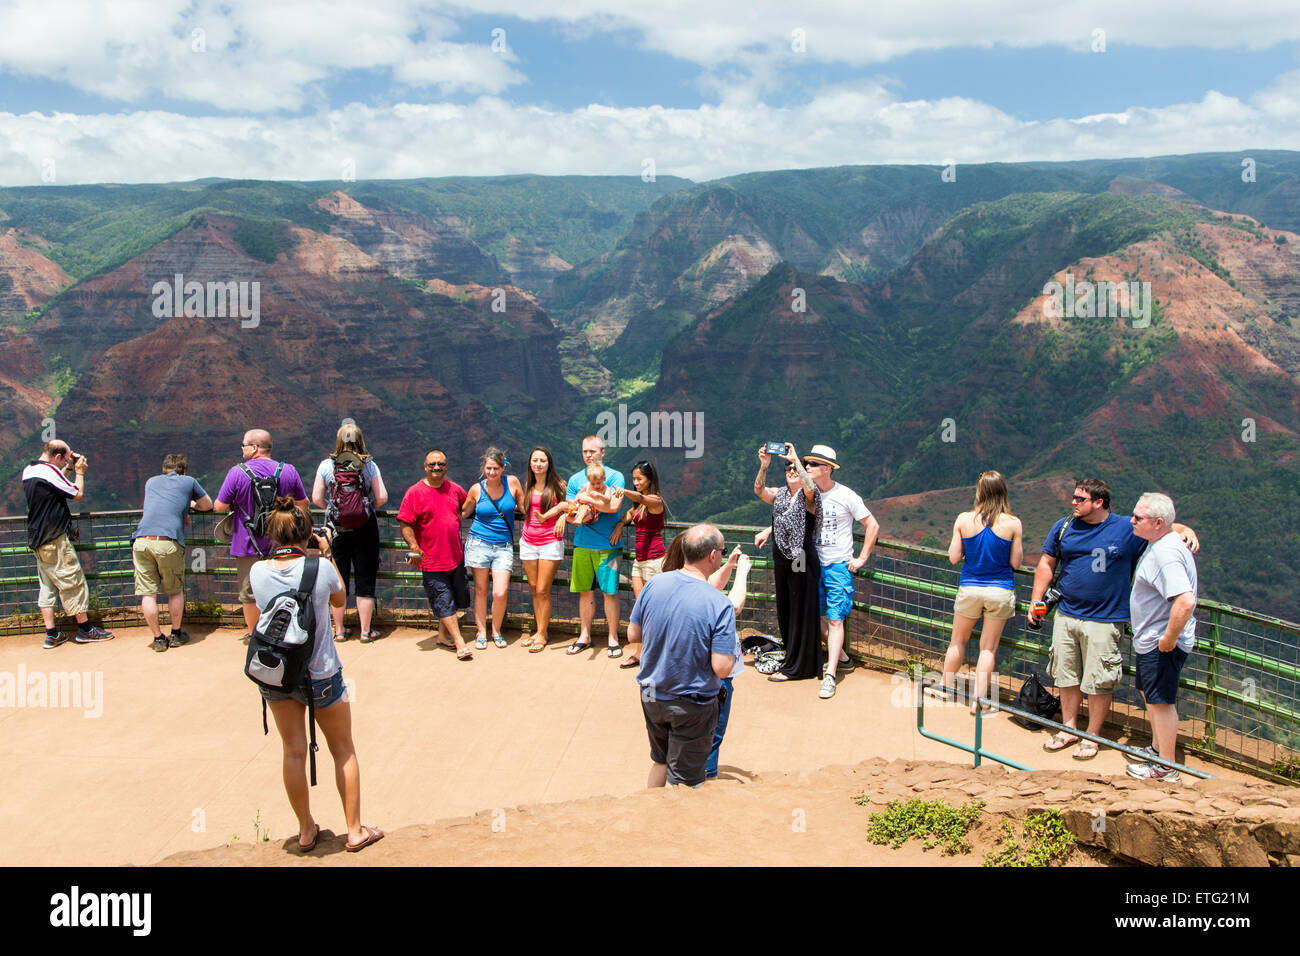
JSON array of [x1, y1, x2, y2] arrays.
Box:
[[629, 524, 737, 788], [1030, 478, 1197, 759]]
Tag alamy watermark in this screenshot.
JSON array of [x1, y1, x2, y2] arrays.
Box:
[[1042, 274, 1151, 328], [595, 404, 703, 459], [151, 273, 260, 328], [0, 665, 102, 717]]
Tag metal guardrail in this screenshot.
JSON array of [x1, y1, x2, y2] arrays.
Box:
[[913, 674, 1212, 779], [0, 510, 1296, 782]]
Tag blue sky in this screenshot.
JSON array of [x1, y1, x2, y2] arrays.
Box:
[[0, 1, 1296, 185]]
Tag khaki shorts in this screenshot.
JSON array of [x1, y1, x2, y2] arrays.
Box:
[[633, 556, 665, 581], [954, 585, 1015, 621], [236, 555, 263, 604], [34, 534, 89, 615], [133, 538, 184, 595], [1048, 614, 1125, 695]]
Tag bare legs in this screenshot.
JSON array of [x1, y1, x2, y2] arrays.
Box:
[[522, 558, 559, 647], [141, 592, 185, 638], [267, 697, 364, 846], [1146, 701, 1178, 762], [577, 590, 622, 647], [941, 613, 1007, 711], [471, 567, 510, 640]]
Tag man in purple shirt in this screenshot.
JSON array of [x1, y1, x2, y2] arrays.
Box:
[[214, 429, 308, 637]]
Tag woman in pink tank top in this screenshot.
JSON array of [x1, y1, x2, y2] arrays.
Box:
[[518, 447, 569, 652]]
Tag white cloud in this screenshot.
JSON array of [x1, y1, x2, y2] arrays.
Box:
[[0, 0, 525, 111], [0, 76, 1295, 186]]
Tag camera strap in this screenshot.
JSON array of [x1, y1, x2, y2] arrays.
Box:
[[1049, 517, 1073, 589]]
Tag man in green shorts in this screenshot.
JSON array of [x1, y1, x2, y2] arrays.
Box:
[[557, 436, 625, 658]]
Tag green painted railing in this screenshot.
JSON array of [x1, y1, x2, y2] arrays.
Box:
[[0, 510, 1296, 783]]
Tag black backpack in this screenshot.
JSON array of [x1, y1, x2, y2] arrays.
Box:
[[238, 461, 284, 556], [244, 557, 323, 785], [1009, 672, 1062, 731]]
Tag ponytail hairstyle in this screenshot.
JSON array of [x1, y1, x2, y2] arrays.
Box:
[[479, 446, 507, 482], [974, 470, 1011, 529], [661, 532, 686, 573], [265, 496, 313, 548]]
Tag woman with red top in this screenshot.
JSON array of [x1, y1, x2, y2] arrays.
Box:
[[609, 460, 666, 669], [518, 446, 569, 652]]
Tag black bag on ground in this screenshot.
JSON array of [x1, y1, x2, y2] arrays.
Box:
[[1009, 672, 1061, 730], [244, 557, 322, 784]]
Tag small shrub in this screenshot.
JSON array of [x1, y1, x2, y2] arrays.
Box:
[[865, 798, 985, 855], [983, 809, 1075, 867]]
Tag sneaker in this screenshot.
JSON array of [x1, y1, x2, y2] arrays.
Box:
[[73, 625, 115, 643], [1126, 762, 1180, 783], [837, 656, 855, 672], [1130, 744, 1159, 762], [819, 673, 837, 699], [43, 631, 70, 649], [150, 636, 169, 653], [168, 629, 190, 648]]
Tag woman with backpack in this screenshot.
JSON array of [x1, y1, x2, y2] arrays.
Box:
[[460, 447, 524, 649], [312, 422, 387, 644], [250, 497, 383, 854], [518, 446, 568, 653], [609, 460, 666, 669], [930, 470, 1024, 714]]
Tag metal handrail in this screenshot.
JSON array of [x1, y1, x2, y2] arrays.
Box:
[[913, 673, 1213, 779]]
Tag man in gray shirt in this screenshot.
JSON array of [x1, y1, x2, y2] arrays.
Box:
[[1126, 492, 1197, 782], [132, 454, 212, 652]]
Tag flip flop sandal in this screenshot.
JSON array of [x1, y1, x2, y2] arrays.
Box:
[[359, 630, 379, 644], [1073, 741, 1100, 760], [456, 647, 474, 661], [567, 641, 592, 655], [493, 635, 507, 649], [346, 825, 385, 853], [529, 639, 546, 653], [298, 823, 320, 853], [1042, 732, 1081, 752], [619, 655, 640, 669], [475, 635, 488, 650], [608, 646, 623, 659]]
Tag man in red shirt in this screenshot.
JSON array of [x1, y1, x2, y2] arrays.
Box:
[[398, 449, 472, 659]]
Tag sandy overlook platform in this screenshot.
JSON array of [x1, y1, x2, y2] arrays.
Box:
[[0, 623, 1265, 867]]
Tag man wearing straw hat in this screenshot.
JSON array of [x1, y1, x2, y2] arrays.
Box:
[[803, 444, 878, 700]]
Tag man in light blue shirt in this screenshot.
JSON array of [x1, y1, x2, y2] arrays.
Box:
[[629, 524, 736, 788], [558, 435, 625, 657], [1126, 492, 1197, 783], [132, 453, 212, 651]]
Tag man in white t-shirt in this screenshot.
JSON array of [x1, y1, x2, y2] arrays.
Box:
[[804, 444, 879, 700], [1126, 492, 1197, 783]]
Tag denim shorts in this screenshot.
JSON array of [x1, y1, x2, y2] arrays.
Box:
[[259, 669, 347, 709], [464, 534, 514, 572]]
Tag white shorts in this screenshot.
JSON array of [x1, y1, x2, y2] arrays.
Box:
[[519, 539, 564, 562]]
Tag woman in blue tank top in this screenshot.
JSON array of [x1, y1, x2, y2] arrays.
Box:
[[460, 447, 523, 649], [927, 471, 1024, 714]]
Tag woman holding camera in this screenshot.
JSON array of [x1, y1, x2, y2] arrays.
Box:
[[753, 443, 822, 681], [932, 470, 1023, 714], [312, 422, 388, 643], [250, 497, 383, 853]]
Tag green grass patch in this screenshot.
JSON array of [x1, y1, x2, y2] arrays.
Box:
[[983, 810, 1076, 867], [862, 796, 985, 855]]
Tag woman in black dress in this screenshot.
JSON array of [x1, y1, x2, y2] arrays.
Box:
[[753, 443, 822, 681]]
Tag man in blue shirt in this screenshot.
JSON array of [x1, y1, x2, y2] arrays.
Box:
[[1030, 478, 1197, 759], [629, 524, 737, 788], [132, 454, 212, 652], [558, 435, 625, 657]]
